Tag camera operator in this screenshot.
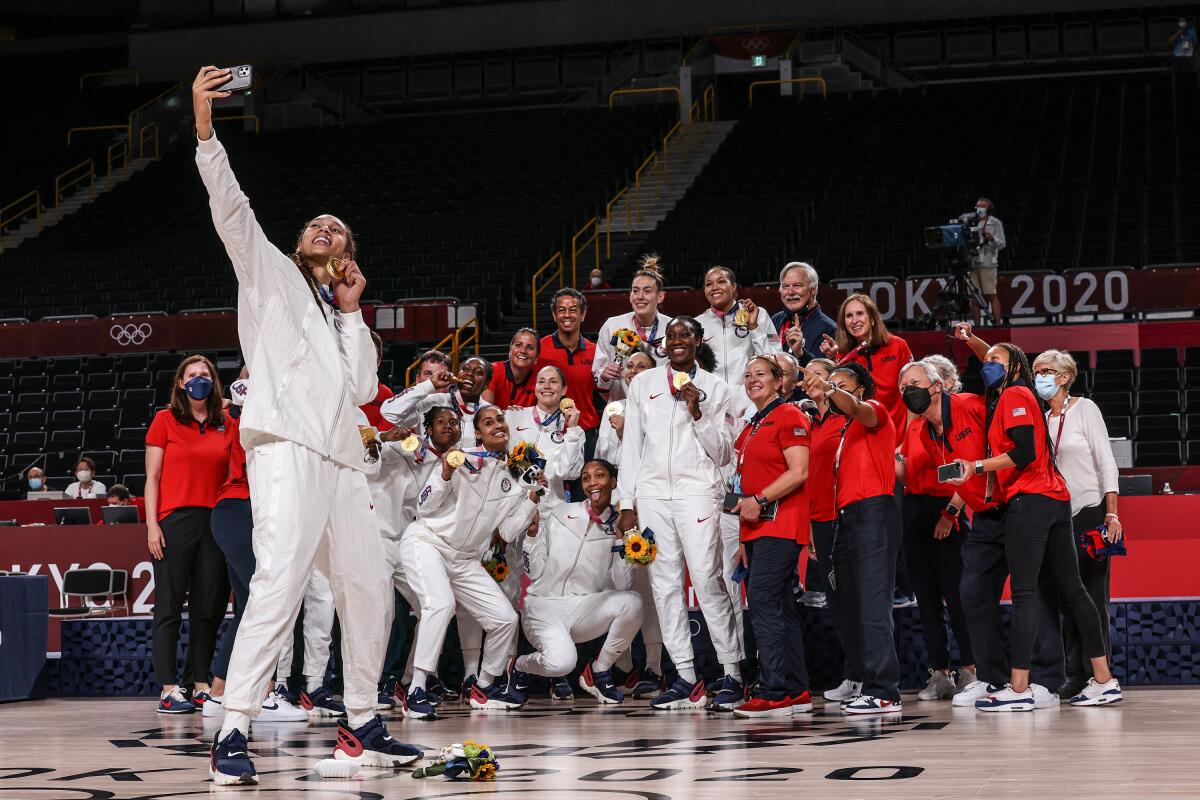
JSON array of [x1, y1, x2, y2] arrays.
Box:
[[970, 198, 1005, 325]]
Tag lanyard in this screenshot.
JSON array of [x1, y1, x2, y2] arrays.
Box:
[[460, 448, 506, 474], [317, 284, 338, 310], [735, 397, 785, 476], [532, 406, 563, 430], [1050, 396, 1071, 456], [586, 503, 618, 534], [833, 419, 851, 508], [451, 387, 481, 417], [666, 364, 699, 399], [633, 317, 659, 346]]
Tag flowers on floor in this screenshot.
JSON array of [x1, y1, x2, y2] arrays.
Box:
[[411, 740, 500, 781]]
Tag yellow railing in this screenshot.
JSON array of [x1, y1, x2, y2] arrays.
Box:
[[748, 77, 828, 105], [67, 124, 130, 147], [55, 160, 95, 209], [213, 114, 262, 134], [79, 68, 139, 90], [404, 315, 481, 386], [127, 80, 184, 134], [530, 252, 565, 331], [703, 84, 716, 121], [106, 140, 128, 177], [0, 191, 40, 254], [633, 151, 660, 224], [608, 86, 681, 111], [604, 188, 631, 259], [571, 217, 600, 289], [139, 122, 160, 160]]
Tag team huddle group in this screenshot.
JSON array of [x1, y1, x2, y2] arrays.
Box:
[[183, 66, 1124, 787]]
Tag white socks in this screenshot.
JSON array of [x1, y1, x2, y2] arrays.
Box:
[[305, 676, 322, 692], [723, 663, 743, 681], [677, 665, 697, 683], [645, 644, 662, 674], [411, 669, 428, 692]]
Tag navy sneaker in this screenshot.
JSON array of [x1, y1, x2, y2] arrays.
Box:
[[333, 715, 422, 767], [711, 676, 747, 711], [842, 694, 903, 716], [649, 677, 708, 711], [579, 663, 623, 704], [549, 676, 575, 700], [459, 674, 477, 701], [274, 683, 300, 705], [300, 686, 346, 717], [469, 680, 527, 710], [425, 674, 447, 706], [376, 678, 397, 711], [209, 728, 257, 786], [157, 686, 196, 714], [401, 687, 437, 720], [508, 667, 533, 694], [631, 669, 666, 699]]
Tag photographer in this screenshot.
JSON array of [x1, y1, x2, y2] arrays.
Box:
[[970, 198, 1006, 325]]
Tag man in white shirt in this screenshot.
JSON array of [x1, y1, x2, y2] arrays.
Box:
[[969, 198, 1006, 325]]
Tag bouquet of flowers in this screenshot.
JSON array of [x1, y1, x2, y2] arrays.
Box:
[[508, 441, 547, 495], [411, 741, 499, 781], [482, 544, 509, 582], [610, 327, 641, 362], [614, 526, 657, 567]]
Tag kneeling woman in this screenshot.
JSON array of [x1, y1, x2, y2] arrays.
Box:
[[511, 459, 644, 704], [399, 406, 543, 712], [730, 356, 812, 718]]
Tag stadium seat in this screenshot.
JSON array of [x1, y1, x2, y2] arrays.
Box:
[[1135, 441, 1182, 466]]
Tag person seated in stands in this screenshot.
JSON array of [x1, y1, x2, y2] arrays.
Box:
[[24, 466, 48, 497], [107, 484, 133, 506], [589, 268, 611, 290], [65, 457, 107, 499]]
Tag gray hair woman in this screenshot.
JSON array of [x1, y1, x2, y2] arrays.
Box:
[[1031, 349, 1122, 700]]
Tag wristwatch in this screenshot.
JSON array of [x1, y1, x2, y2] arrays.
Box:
[[755, 494, 770, 508], [944, 504, 962, 518], [973, 460, 985, 476]]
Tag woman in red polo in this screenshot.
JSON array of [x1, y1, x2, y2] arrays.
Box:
[[729, 356, 812, 718], [145, 354, 235, 714]]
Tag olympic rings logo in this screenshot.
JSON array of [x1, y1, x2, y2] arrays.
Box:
[[110, 323, 152, 346], [742, 36, 771, 53]]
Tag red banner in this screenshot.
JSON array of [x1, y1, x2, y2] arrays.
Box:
[[711, 31, 794, 60]]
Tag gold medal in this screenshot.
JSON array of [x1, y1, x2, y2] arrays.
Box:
[[359, 426, 379, 447], [672, 371, 691, 390], [326, 257, 345, 280], [734, 307, 751, 328], [446, 451, 466, 468], [400, 434, 420, 452], [605, 401, 624, 418], [559, 398, 575, 412]]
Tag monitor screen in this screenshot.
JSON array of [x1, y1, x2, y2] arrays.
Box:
[[100, 506, 140, 525], [53, 507, 93, 526]]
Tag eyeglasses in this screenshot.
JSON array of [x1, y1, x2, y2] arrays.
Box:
[[1034, 368, 1062, 377]]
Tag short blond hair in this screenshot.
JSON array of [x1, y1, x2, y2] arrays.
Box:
[[1032, 349, 1079, 389], [922, 354, 962, 394]]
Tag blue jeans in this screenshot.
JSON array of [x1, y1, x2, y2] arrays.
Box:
[[747, 536, 808, 699], [209, 498, 254, 681]]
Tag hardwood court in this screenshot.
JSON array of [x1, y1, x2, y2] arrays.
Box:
[[1, 689, 1196, 799]]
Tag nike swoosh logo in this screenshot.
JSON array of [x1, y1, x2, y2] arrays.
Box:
[[228, 751, 247, 757], [650, 393, 663, 400], [517, 426, 529, 431], [262, 703, 279, 710], [697, 517, 711, 524], [567, 515, 579, 519]]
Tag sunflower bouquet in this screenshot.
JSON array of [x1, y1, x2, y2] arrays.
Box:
[[482, 544, 509, 582], [616, 526, 657, 567], [411, 740, 499, 781], [610, 327, 642, 362]]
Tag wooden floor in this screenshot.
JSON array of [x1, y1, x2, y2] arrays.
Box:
[[1, 689, 1197, 798]]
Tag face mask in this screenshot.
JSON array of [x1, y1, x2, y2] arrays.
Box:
[[1034, 374, 1060, 400], [590, 276, 602, 287], [981, 361, 1007, 389], [184, 376, 214, 400], [76, 470, 93, 482], [28, 478, 43, 490], [976, 206, 987, 217], [901, 385, 933, 415]]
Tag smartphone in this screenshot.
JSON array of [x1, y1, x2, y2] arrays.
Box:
[[218, 65, 254, 93], [730, 563, 749, 584], [937, 461, 965, 483]]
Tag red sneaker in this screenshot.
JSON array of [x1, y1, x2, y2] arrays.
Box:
[[789, 690, 813, 713], [732, 695, 795, 718]]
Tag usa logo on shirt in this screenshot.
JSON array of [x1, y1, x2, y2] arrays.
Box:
[[1012, 407, 1027, 417], [419, 484, 432, 505]]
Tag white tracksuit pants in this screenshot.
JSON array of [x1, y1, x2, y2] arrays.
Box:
[[516, 591, 643, 677], [718, 512, 747, 654], [400, 532, 518, 683], [222, 439, 391, 732], [637, 496, 743, 672], [274, 568, 334, 683]]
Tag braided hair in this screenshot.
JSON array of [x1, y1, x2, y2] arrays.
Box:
[[290, 217, 358, 319]]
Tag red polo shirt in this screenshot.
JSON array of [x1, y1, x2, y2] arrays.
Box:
[[834, 399, 897, 510], [840, 334, 913, 446], [917, 392, 996, 513], [988, 385, 1069, 503], [807, 409, 841, 523], [360, 383, 395, 431], [487, 360, 538, 410], [538, 332, 600, 429], [734, 403, 811, 544], [146, 408, 236, 520], [900, 416, 955, 498], [216, 416, 249, 504]]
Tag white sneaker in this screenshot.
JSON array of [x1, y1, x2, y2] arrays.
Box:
[[1069, 677, 1122, 706], [201, 693, 225, 718], [1030, 683, 1058, 709], [823, 679, 862, 703], [917, 670, 957, 700], [975, 684, 1034, 712], [257, 690, 309, 722], [952, 679, 994, 707], [842, 695, 902, 715]]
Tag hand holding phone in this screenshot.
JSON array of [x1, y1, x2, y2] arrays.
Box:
[[937, 461, 965, 483], [218, 64, 254, 93]]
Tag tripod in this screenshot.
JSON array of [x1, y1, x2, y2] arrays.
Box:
[[921, 255, 995, 329]]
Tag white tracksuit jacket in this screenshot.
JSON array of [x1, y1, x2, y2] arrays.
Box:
[[522, 502, 623, 598], [503, 406, 585, 509], [380, 380, 492, 449], [196, 133, 377, 465], [697, 306, 780, 388], [592, 311, 672, 400], [357, 409, 439, 539], [409, 458, 539, 558]]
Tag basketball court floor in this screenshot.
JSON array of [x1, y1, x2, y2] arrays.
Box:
[[2, 688, 1197, 799]]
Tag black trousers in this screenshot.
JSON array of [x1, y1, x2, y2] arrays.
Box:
[[209, 498, 254, 681], [960, 506, 1065, 688], [903, 494, 973, 670], [151, 507, 230, 687], [1062, 503, 1112, 682], [746, 537, 809, 700], [811, 519, 852, 680], [1004, 494, 1107, 673], [832, 495, 900, 701]]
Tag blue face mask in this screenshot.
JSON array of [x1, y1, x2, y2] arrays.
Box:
[[981, 361, 1007, 389], [28, 478, 43, 490], [1034, 374, 1059, 400], [184, 376, 214, 401]]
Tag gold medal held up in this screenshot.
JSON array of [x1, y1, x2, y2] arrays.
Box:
[[400, 434, 420, 452], [359, 426, 379, 447], [672, 371, 691, 390], [446, 451, 466, 468], [559, 398, 575, 412], [733, 306, 751, 328], [326, 257, 346, 281], [604, 401, 624, 418]]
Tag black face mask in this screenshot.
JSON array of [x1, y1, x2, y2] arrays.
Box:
[[902, 385, 932, 415]]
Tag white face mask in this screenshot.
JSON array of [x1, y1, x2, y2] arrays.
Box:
[[590, 276, 602, 287], [976, 206, 987, 217], [1034, 374, 1060, 400], [76, 470, 93, 482]]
